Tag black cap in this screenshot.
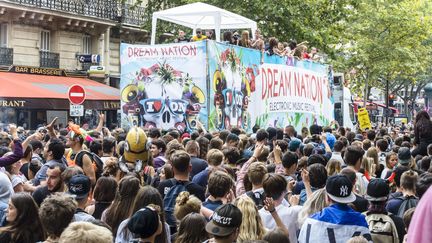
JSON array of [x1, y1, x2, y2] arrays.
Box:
[[128, 207, 160, 238], [206, 204, 242, 237], [366, 178, 390, 202], [398, 147, 411, 166], [354, 134, 364, 141], [67, 174, 91, 200], [325, 175, 356, 204]]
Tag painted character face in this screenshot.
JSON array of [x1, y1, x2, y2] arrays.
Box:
[[222, 89, 244, 128], [141, 81, 187, 131]]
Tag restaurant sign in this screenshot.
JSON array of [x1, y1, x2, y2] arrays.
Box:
[[8, 66, 66, 76]]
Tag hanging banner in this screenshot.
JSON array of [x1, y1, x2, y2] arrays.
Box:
[[120, 40, 333, 132], [207, 41, 334, 132], [207, 41, 261, 132], [120, 42, 207, 132]]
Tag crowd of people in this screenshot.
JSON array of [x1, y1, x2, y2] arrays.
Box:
[[1, 110, 432, 242], [174, 28, 321, 62]]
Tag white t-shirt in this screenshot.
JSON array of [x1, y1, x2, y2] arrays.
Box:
[[330, 152, 345, 165], [259, 200, 302, 243], [354, 172, 369, 196]]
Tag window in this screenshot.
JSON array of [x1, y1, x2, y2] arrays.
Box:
[[40, 30, 50, 51], [0, 23, 7, 48], [82, 35, 92, 54]]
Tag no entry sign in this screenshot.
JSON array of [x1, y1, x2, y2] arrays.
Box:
[[68, 85, 86, 105]]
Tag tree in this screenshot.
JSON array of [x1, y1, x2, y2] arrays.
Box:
[[124, 0, 359, 56], [333, 0, 432, 106]]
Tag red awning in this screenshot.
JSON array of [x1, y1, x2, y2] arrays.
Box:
[[0, 72, 120, 110], [354, 100, 398, 112]]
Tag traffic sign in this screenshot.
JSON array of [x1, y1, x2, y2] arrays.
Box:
[[70, 104, 84, 117], [68, 85, 86, 105], [77, 54, 101, 63]]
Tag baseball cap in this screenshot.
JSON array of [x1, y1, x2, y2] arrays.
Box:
[[288, 138, 302, 152], [326, 133, 336, 150], [67, 174, 91, 200], [128, 207, 160, 239], [354, 134, 364, 141], [325, 175, 356, 204], [206, 204, 242, 237], [366, 178, 390, 202], [398, 147, 411, 166]]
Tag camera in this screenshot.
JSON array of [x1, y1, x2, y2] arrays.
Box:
[[233, 34, 240, 40]]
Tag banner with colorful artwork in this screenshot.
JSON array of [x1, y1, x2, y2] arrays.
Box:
[[207, 41, 333, 132], [120, 42, 207, 132], [207, 41, 261, 132]]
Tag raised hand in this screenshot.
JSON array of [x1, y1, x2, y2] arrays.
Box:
[[264, 197, 276, 212], [46, 117, 58, 131]]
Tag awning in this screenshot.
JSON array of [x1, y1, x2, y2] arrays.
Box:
[[0, 72, 120, 110]]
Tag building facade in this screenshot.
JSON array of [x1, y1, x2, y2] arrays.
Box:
[[0, 0, 149, 129]]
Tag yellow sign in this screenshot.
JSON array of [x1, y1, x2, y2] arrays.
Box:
[[357, 108, 372, 130]]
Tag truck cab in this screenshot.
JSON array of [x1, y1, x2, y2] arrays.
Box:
[[333, 73, 355, 130]]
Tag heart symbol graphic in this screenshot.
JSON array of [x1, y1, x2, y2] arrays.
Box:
[[153, 100, 162, 112]]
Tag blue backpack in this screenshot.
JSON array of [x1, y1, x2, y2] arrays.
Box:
[[163, 179, 191, 228]]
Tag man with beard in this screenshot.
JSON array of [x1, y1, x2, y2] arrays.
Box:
[[32, 163, 66, 206], [33, 139, 67, 186]]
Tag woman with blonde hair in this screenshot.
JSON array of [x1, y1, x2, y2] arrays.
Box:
[[366, 147, 381, 177], [239, 30, 251, 48], [361, 157, 376, 180], [174, 191, 202, 221], [234, 195, 266, 242], [326, 159, 341, 176], [298, 188, 328, 227]]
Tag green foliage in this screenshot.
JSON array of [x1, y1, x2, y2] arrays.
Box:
[[332, 0, 432, 97]]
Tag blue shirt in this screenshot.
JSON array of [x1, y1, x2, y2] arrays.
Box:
[[192, 167, 209, 188], [203, 199, 223, 211]]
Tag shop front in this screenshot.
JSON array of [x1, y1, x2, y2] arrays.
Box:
[[0, 68, 120, 130]]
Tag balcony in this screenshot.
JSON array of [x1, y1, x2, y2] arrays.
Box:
[[121, 3, 147, 27], [0, 47, 13, 66], [40, 51, 59, 68], [7, 0, 119, 21]]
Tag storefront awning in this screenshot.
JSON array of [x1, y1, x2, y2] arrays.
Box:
[[0, 72, 120, 110]]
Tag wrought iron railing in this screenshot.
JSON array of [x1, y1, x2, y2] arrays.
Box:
[[40, 50, 59, 68], [0, 47, 13, 66], [121, 3, 147, 27], [7, 0, 119, 21]]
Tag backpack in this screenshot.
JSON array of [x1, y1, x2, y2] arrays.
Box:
[[365, 213, 399, 243], [246, 190, 265, 209], [75, 151, 104, 180], [397, 195, 418, 218], [163, 179, 191, 228]]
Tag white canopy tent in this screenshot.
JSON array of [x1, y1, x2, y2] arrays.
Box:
[[150, 2, 257, 45]]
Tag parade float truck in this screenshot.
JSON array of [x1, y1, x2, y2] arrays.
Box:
[[120, 40, 335, 133], [333, 73, 355, 130]]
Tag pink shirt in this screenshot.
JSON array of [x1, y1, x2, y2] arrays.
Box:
[[407, 186, 432, 243]]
